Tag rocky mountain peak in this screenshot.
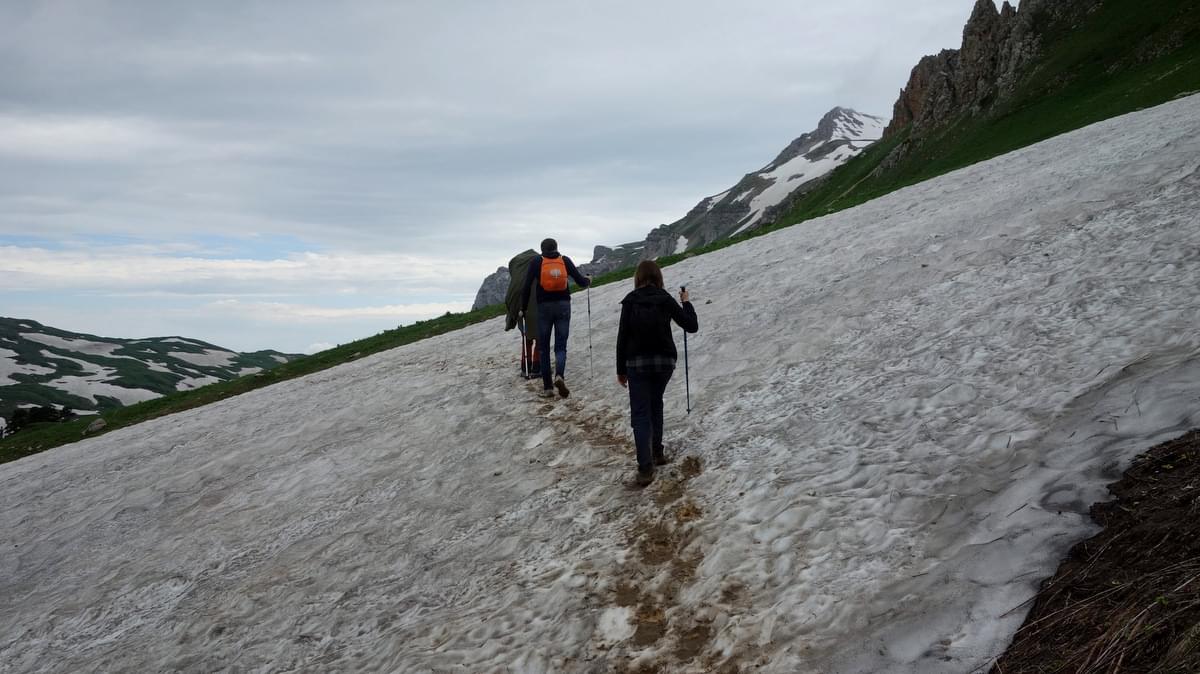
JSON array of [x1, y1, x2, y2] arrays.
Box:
[[815, 106, 878, 142], [765, 107, 884, 173]]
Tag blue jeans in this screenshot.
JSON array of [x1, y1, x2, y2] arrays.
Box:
[[537, 300, 571, 390], [627, 369, 673, 472]]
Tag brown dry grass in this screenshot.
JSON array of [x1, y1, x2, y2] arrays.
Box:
[[993, 429, 1200, 674]]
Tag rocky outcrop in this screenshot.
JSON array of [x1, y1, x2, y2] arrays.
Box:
[[471, 266, 510, 310], [885, 0, 1102, 140], [577, 244, 637, 278]]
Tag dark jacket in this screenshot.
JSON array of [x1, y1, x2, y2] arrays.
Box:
[[521, 252, 590, 307], [615, 286, 698, 376]]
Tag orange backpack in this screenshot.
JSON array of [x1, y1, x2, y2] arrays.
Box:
[[540, 255, 568, 292]]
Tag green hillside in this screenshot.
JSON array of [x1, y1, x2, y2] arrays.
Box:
[[0, 317, 302, 455], [770, 0, 1200, 228]]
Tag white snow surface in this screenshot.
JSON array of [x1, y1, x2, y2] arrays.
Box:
[[705, 190, 731, 212], [44, 373, 162, 406], [19, 333, 173, 373], [20, 332, 128, 358], [0, 348, 56, 385], [168, 349, 238, 368], [175, 374, 224, 391], [3, 96, 1200, 673], [674, 235, 689, 255]]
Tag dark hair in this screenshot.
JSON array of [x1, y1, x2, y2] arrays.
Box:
[[540, 238, 558, 254], [633, 259, 664, 289]]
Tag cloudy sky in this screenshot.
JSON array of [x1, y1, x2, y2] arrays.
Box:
[[0, 0, 975, 354]]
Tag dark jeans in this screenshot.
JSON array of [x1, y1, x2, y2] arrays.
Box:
[[537, 300, 571, 390], [627, 369, 673, 473]]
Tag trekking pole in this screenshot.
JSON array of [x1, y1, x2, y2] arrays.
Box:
[[519, 315, 528, 379], [587, 285, 594, 382], [681, 286, 691, 414]]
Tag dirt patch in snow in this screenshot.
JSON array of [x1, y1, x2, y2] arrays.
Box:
[[993, 428, 1200, 673], [614, 582, 640, 607], [599, 450, 736, 671], [654, 478, 685, 505], [633, 522, 679, 566], [673, 621, 713, 662], [673, 499, 702, 524], [632, 602, 668, 647]]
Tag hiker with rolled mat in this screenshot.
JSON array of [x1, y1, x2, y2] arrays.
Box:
[[615, 260, 698, 486], [520, 238, 591, 399]]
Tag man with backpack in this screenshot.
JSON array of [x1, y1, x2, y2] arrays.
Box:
[[520, 237, 592, 398]]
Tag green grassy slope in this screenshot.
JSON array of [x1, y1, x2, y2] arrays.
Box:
[[4, 0, 1197, 465], [771, 0, 1200, 226]]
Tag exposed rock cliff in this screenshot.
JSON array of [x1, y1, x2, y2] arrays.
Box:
[[471, 266, 509, 310], [885, 0, 1102, 139]]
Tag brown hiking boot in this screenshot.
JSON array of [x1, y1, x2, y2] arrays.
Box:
[[653, 447, 670, 466], [554, 375, 570, 398], [635, 469, 654, 487]]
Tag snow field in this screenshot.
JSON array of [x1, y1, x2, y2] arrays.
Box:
[[0, 348, 56, 385], [167, 349, 238, 368], [1, 94, 1199, 673]]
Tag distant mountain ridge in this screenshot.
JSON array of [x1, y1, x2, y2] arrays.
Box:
[[0, 317, 301, 432], [577, 107, 887, 278], [472, 106, 884, 308]]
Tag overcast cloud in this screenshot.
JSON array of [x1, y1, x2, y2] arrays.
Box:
[[0, 0, 976, 353]]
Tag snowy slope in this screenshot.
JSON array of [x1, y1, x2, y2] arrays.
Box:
[[3, 94, 1200, 673]]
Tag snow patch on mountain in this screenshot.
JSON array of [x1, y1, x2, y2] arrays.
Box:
[[44, 373, 160, 406], [0, 349, 55, 385], [175, 374, 224, 391], [21, 333, 124, 357], [704, 190, 730, 212], [167, 349, 237, 368]]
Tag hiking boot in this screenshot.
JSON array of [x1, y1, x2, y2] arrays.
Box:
[[538, 388, 556, 399], [554, 375, 570, 399], [653, 450, 670, 467], [635, 469, 655, 487]]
